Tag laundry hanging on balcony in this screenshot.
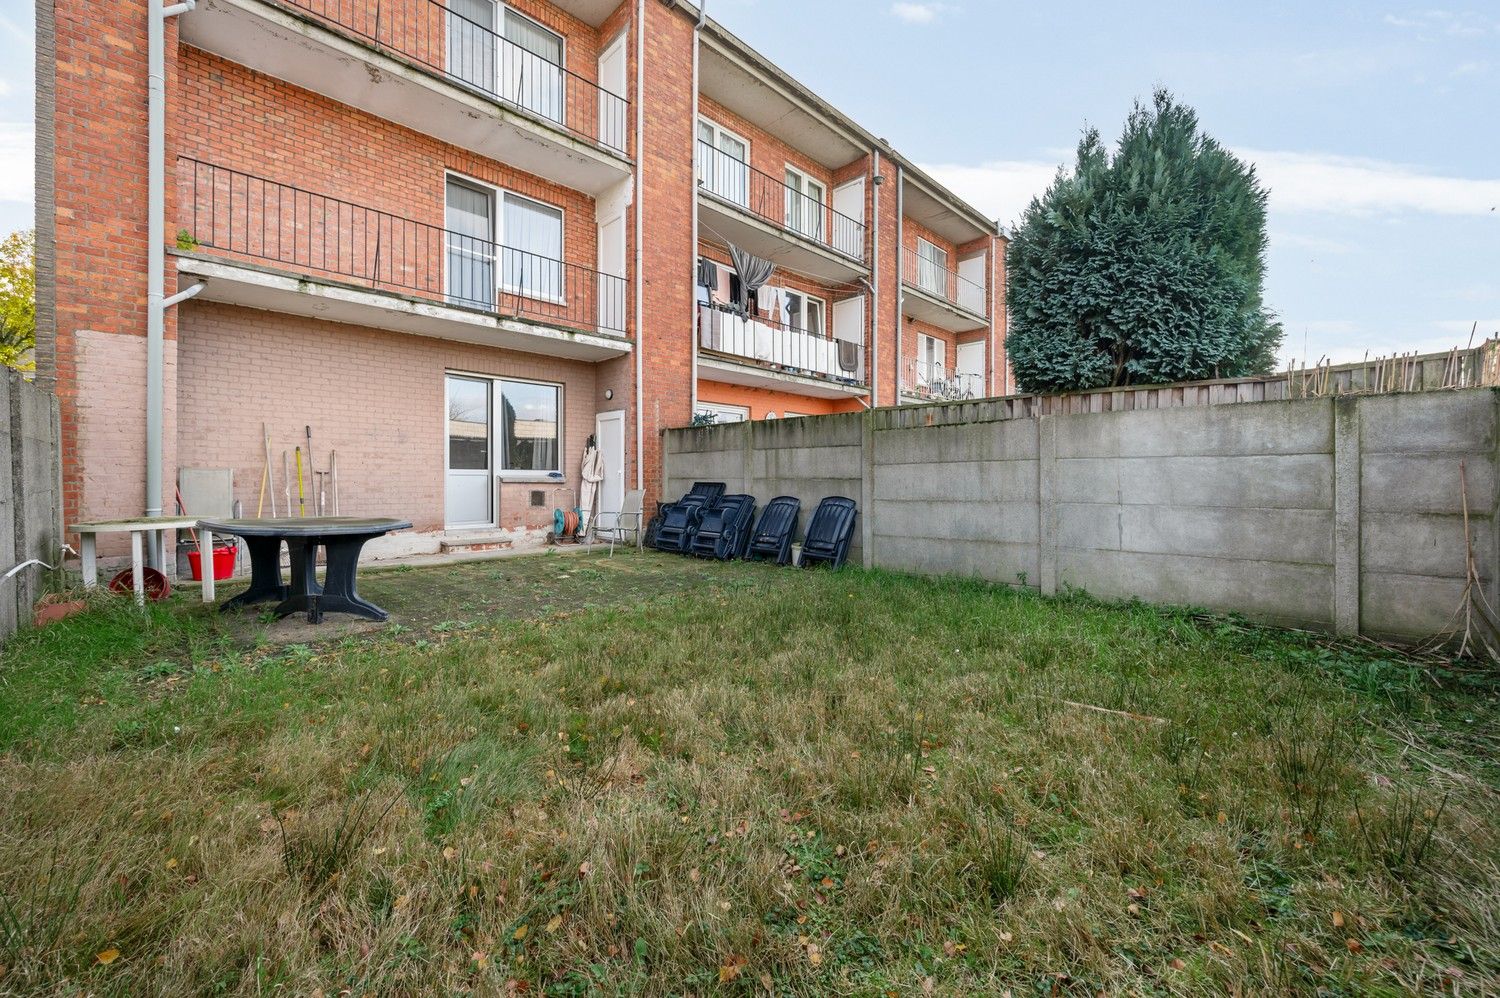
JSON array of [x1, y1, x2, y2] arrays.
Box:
[[727, 243, 774, 314]]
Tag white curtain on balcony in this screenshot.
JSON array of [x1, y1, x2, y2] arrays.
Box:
[[447, 0, 496, 94], [501, 9, 564, 125], [502, 193, 563, 301]]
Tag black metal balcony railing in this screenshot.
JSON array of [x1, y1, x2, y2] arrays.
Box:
[[903, 358, 981, 401], [901, 246, 987, 316], [697, 303, 865, 385], [696, 141, 867, 264], [178, 159, 627, 336], [270, 0, 629, 155]]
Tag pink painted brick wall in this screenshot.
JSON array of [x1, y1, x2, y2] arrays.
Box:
[[175, 300, 601, 535]]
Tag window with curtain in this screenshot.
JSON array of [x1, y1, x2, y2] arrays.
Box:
[[500, 379, 561, 473], [784, 167, 825, 241], [446, 178, 496, 309], [500, 7, 565, 124], [697, 120, 749, 206], [501, 192, 564, 302], [917, 238, 948, 297], [446, 0, 497, 94]]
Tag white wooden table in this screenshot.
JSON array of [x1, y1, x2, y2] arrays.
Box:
[[68, 517, 204, 606]]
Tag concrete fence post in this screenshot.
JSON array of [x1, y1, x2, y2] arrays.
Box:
[[860, 409, 874, 570], [1, 374, 16, 638], [1333, 396, 1361, 635], [1037, 415, 1057, 595]]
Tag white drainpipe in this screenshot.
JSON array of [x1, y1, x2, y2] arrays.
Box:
[[870, 149, 881, 407], [689, 1, 707, 419], [894, 162, 904, 405], [146, 0, 194, 525], [633, 0, 645, 490]]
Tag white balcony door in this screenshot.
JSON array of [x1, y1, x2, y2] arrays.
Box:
[[597, 32, 627, 150], [957, 341, 984, 396], [597, 213, 625, 332], [832, 178, 865, 259], [500, 7, 565, 125], [447, 0, 497, 94], [446, 374, 493, 528], [698, 120, 749, 207], [832, 295, 864, 378], [917, 239, 948, 298], [919, 333, 946, 384], [958, 254, 986, 314], [446, 178, 495, 309], [785, 166, 824, 242]]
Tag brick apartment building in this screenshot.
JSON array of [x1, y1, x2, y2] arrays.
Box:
[[35, 0, 1007, 556]]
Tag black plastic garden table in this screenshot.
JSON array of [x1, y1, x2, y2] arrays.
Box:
[[196, 516, 412, 623]]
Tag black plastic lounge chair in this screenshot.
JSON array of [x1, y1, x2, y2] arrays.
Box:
[[799, 497, 858, 569], [745, 496, 801, 565], [651, 482, 726, 554], [689, 494, 757, 560]]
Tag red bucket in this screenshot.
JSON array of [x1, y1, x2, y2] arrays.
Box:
[[187, 545, 236, 581]]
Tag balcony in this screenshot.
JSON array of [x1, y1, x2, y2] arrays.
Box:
[[173, 159, 629, 361], [180, 0, 631, 196], [901, 359, 982, 403], [696, 141, 868, 283], [696, 304, 867, 399], [900, 247, 988, 333]]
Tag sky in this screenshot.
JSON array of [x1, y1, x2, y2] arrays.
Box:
[[0, 0, 1494, 365]]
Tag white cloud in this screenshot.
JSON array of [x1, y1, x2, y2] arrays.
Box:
[[919, 158, 1063, 225], [890, 2, 950, 24], [0, 122, 34, 203], [1383, 9, 1499, 37], [1243, 149, 1500, 217], [923, 150, 1500, 224]]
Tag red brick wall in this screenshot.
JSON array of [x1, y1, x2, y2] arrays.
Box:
[[172, 49, 600, 287], [637, 0, 695, 506]]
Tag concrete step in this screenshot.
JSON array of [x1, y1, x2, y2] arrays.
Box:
[[439, 533, 516, 555]]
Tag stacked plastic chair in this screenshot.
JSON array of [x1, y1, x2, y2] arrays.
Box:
[[744, 496, 801, 565], [799, 496, 858, 569], [689, 494, 757, 560], [651, 482, 726, 553]]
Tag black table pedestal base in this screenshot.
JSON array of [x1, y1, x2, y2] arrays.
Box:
[[216, 531, 393, 623], [219, 536, 290, 612]]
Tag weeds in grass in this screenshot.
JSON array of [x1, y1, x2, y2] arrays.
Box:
[[1270, 701, 1359, 837], [278, 790, 401, 891], [1355, 787, 1452, 876], [959, 820, 1030, 906], [0, 847, 97, 972]]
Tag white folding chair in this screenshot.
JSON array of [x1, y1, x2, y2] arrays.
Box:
[[602, 490, 646, 556]]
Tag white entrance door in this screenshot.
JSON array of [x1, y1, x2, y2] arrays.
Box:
[[594, 409, 626, 532], [957, 254, 986, 315], [446, 374, 493, 527], [832, 178, 865, 258]]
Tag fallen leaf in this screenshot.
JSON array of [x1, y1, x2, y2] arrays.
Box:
[[1332, 911, 1345, 928], [442, 847, 458, 861], [513, 924, 529, 942], [1345, 938, 1362, 954], [164, 858, 178, 870], [393, 894, 410, 910], [805, 943, 822, 967], [578, 861, 593, 878], [96, 948, 121, 966], [998, 930, 1014, 943], [1170, 958, 1187, 971], [473, 951, 491, 970], [1127, 903, 1141, 916], [545, 915, 563, 933], [718, 954, 747, 982]]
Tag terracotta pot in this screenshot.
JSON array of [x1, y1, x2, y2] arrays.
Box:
[[33, 599, 87, 628]]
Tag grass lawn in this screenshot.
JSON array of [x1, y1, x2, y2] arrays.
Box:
[[0, 552, 1496, 995]]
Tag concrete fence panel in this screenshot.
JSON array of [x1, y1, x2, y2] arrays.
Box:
[[3, 371, 65, 641], [661, 389, 1499, 644]]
